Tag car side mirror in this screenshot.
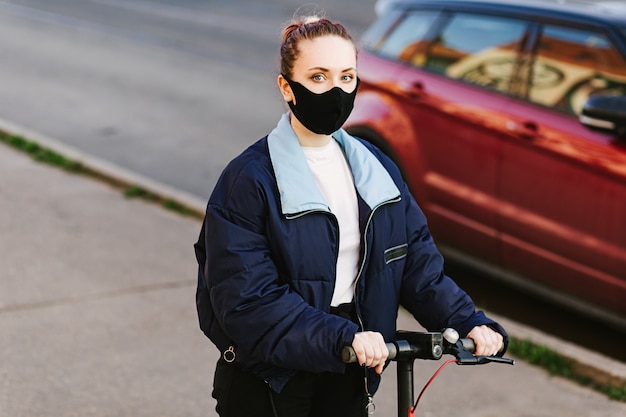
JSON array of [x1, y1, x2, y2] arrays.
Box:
[[580, 95, 626, 137]]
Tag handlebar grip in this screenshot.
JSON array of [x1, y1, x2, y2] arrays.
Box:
[[459, 338, 509, 355], [461, 338, 475, 353], [341, 342, 397, 363]]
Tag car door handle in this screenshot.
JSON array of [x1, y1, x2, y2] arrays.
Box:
[[398, 80, 425, 98], [506, 120, 539, 139]]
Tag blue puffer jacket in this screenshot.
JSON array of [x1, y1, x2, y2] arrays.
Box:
[[194, 113, 507, 394]]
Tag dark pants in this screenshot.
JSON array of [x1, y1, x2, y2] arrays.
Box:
[[212, 359, 369, 417]]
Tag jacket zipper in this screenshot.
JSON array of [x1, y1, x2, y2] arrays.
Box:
[[285, 208, 329, 220], [352, 195, 401, 409]]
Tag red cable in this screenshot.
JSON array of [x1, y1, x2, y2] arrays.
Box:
[[408, 359, 458, 417]]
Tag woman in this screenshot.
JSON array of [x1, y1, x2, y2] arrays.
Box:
[[194, 14, 507, 417]]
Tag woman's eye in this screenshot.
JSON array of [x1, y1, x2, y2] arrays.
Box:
[[312, 74, 324, 82], [342, 74, 355, 82]]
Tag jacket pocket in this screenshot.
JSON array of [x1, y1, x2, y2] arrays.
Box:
[[384, 243, 408, 264]]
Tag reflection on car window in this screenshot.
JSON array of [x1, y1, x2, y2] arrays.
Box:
[[361, 8, 405, 51], [423, 13, 527, 94], [528, 25, 626, 116], [377, 11, 439, 61]]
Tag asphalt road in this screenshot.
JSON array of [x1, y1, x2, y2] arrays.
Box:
[[0, 0, 377, 199]]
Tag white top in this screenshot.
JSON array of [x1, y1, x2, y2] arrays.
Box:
[[302, 140, 360, 306]]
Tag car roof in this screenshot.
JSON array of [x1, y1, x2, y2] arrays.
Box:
[[381, 0, 626, 27]]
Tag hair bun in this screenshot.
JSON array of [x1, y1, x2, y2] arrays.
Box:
[[302, 16, 322, 25]]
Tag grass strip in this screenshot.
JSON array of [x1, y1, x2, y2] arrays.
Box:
[[508, 337, 626, 402], [1, 132, 84, 173], [0, 131, 202, 219]]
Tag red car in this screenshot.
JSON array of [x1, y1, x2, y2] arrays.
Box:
[[346, 0, 626, 329]]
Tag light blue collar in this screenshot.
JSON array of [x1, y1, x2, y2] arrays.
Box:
[[267, 113, 400, 216]]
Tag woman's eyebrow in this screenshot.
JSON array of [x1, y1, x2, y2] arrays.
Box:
[[306, 66, 356, 72], [307, 66, 330, 72]]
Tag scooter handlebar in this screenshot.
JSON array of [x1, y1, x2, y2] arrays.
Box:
[[341, 336, 477, 364]]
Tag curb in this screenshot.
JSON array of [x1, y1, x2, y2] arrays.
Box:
[[494, 314, 626, 390], [1, 118, 625, 393], [0, 117, 207, 218]]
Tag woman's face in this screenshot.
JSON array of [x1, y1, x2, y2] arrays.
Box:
[[283, 35, 357, 100]]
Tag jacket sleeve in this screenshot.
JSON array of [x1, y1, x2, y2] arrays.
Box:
[[203, 163, 359, 372], [393, 172, 509, 349]]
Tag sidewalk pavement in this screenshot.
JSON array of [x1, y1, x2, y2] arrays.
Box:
[[1, 124, 626, 417]]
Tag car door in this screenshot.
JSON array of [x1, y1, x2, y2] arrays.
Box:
[[393, 10, 531, 265], [497, 22, 626, 320]]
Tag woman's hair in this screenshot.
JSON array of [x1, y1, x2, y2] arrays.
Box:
[[279, 14, 355, 79]]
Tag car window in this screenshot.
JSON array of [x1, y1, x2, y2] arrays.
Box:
[[376, 11, 439, 62], [360, 8, 405, 51], [423, 13, 528, 94], [528, 25, 626, 116]]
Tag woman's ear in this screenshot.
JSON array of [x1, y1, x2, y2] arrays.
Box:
[[277, 74, 294, 104]]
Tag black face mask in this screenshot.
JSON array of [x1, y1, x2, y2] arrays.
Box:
[[284, 76, 360, 135]]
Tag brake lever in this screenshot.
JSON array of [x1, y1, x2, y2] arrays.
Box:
[[457, 355, 516, 365], [452, 340, 515, 365]]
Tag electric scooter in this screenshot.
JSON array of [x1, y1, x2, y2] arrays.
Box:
[[343, 328, 515, 417]]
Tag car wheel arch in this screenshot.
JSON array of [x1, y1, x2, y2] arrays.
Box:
[[346, 124, 425, 201]]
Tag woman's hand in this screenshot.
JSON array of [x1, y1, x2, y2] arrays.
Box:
[[351, 331, 389, 374], [467, 325, 504, 356]]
